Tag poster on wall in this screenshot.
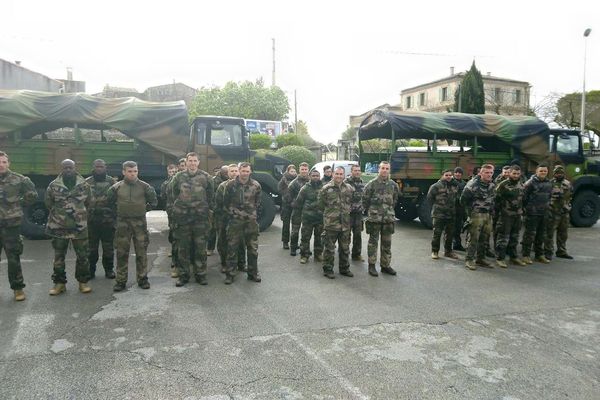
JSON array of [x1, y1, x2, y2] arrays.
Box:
[[245, 119, 284, 137]]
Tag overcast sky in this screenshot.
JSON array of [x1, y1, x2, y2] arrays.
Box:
[[2, 0, 599, 144]]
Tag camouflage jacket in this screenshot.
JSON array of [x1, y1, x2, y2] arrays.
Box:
[[295, 180, 323, 224], [223, 177, 262, 221], [427, 179, 458, 219], [344, 176, 365, 214], [549, 177, 572, 215], [362, 176, 399, 224], [159, 177, 173, 211], [461, 176, 495, 214], [494, 174, 508, 185], [495, 178, 524, 217], [523, 175, 552, 216], [85, 174, 117, 225], [321, 175, 332, 185], [107, 179, 157, 219], [45, 174, 90, 239], [453, 178, 467, 212], [214, 180, 229, 223], [213, 172, 228, 196], [0, 170, 38, 227], [278, 172, 296, 207], [318, 180, 353, 231], [287, 175, 310, 205], [170, 169, 214, 222]]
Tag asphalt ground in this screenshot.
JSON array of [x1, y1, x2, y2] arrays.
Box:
[[0, 211, 598, 399]]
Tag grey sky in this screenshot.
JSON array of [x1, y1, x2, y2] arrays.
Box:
[[3, 0, 599, 144]]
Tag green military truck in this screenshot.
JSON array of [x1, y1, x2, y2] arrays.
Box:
[[358, 110, 600, 229], [0, 90, 287, 238]]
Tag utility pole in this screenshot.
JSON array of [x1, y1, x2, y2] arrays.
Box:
[[581, 28, 592, 153], [294, 90, 298, 133], [458, 83, 462, 113], [272, 38, 276, 87]]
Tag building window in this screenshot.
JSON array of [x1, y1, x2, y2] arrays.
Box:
[[419, 93, 425, 106], [515, 89, 522, 104], [441, 87, 448, 102], [406, 96, 412, 109], [494, 87, 502, 103]]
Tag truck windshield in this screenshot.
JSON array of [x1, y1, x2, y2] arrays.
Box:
[[210, 124, 243, 147]]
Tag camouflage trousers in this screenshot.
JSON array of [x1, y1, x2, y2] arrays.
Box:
[[115, 217, 149, 285], [545, 212, 569, 257], [207, 215, 217, 252], [290, 209, 302, 251], [226, 218, 259, 277], [522, 215, 547, 258], [465, 212, 492, 262], [175, 221, 208, 281], [0, 225, 25, 290], [88, 220, 115, 274], [167, 212, 179, 269], [366, 222, 394, 268], [281, 206, 292, 245], [51, 237, 90, 284], [431, 217, 454, 253], [322, 229, 350, 273], [453, 209, 466, 246], [218, 218, 246, 268], [349, 213, 364, 258], [300, 220, 323, 258], [495, 214, 522, 260]]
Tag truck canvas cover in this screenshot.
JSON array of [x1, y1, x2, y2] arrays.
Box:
[[0, 90, 190, 158], [359, 110, 550, 163]]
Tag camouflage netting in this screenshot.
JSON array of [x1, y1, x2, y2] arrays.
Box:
[[359, 110, 550, 163], [0, 90, 190, 158]]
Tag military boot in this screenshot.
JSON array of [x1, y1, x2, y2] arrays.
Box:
[[283, 242, 290, 250], [431, 252, 439, 260], [170, 267, 179, 278], [496, 259, 508, 268], [237, 265, 248, 272], [323, 270, 335, 279], [14, 290, 26, 301], [444, 252, 459, 260], [290, 249, 297, 256], [556, 252, 573, 259], [105, 270, 116, 279], [314, 253, 323, 262], [510, 258, 527, 266], [195, 275, 208, 285], [113, 282, 126, 292], [476, 259, 493, 268], [49, 283, 66, 296], [299, 256, 308, 264], [79, 282, 92, 293], [340, 269, 354, 277], [368, 264, 379, 277], [535, 255, 550, 264], [465, 260, 477, 270], [206, 250, 213, 256], [522, 256, 533, 265], [138, 279, 150, 289], [381, 266, 397, 275], [247, 273, 262, 283], [224, 274, 234, 285]]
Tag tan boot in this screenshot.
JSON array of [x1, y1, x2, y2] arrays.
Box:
[[79, 282, 92, 294], [14, 289, 26, 301], [511, 258, 527, 266], [535, 256, 550, 264], [299, 257, 308, 264], [431, 252, 439, 260], [170, 267, 179, 278], [49, 283, 66, 296], [496, 259, 508, 268], [522, 256, 533, 265], [476, 259, 493, 268], [465, 260, 477, 270]]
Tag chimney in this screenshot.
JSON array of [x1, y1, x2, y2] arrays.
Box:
[[67, 67, 73, 81], [15, 60, 21, 66], [450, 66, 455, 76]]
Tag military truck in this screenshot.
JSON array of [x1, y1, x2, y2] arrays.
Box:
[[358, 110, 600, 228], [0, 90, 287, 238]]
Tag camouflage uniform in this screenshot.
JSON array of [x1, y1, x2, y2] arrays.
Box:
[[522, 175, 552, 258], [295, 180, 323, 259], [545, 171, 572, 258], [45, 174, 92, 284], [321, 175, 333, 185], [318, 180, 354, 273], [362, 176, 399, 268], [287, 175, 310, 252], [160, 176, 177, 268], [208, 172, 228, 252], [427, 179, 458, 254], [108, 178, 157, 285], [344, 176, 365, 258], [0, 170, 37, 290], [460, 176, 495, 262], [494, 178, 524, 260], [453, 178, 467, 248], [223, 177, 262, 279], [215, 180, 246, 269], [170, 170, 214, 282], [278, 172, 296, 246], [86, 174, 117, 276]]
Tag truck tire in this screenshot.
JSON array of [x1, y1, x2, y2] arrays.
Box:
[[417, 197, 433, 229], [395, 202, 418, 222], [258, 191, 276, 232], [21, 199, 50, 240], [570, 190, 600, 227]]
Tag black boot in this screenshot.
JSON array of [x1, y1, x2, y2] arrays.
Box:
[[368, 264, 378, 277]]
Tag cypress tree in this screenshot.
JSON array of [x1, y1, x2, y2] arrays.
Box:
[[453, 61, 485, 114]]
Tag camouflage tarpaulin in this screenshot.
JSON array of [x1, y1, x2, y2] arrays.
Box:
[[359, 110, 550, 163], [0, 90, 190, 158]]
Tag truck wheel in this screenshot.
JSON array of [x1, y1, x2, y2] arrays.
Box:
[[570, 190, 600, 227], [417, 198, 433, 229], [21, 200, 50, 240], [258, 191, 276, 232], [395, 202, 418, 222]]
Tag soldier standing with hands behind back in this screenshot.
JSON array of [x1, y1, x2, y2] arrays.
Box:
[[288, 162, 310, 256], [344, 164, 365, 261], [545, 165, 573, 260], [427, 169, 459, 260]]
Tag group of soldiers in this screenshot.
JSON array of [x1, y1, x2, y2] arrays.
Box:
[[427, 162, 573, 270], [279, 161, 400, 278]]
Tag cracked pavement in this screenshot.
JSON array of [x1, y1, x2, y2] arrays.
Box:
[[1, 211, 599, 399]]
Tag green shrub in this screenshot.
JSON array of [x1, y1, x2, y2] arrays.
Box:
[[275, 133, 304, 148], [275, 145, 317, 168], [249, 133, 273, 150]]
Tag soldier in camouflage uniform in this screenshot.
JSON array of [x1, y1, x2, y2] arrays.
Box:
[[494, 165, 511, 184], [222, 162, 262, 284], [427, 169, 459, 260], [362, 161, 399, 277], [460, 164, 495, 270], [288, 162, 310, 256], [45, 159, 92, 295], [321, 165, 333, 184], [160, 163, 179, 278], [452, 167, 467, 251], [85, 159, 117, 279], [344, 164, 365, 261], [545, 165, 573, 260], [208, 166, 229, 256], [178, 158, 187, 172], [522, 164, 552, 264], [108, 161, 157, 291], [494, 165, 526, 267], [0, 151, 38, 301], [170, 152, 214, 287], [295, 170, 323, 264], [278, 164, 297, 249], [318, 167, 354, 279]]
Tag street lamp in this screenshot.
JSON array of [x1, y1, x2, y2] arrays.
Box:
[[581, 28, 592, 147]]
